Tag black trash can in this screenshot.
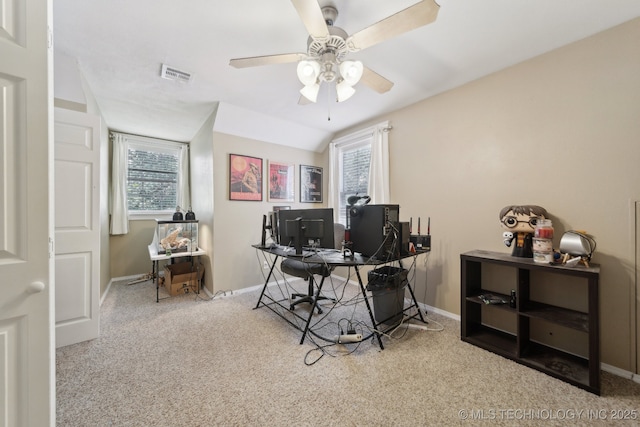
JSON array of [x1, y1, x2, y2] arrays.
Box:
[[366, 266, 408, 325]]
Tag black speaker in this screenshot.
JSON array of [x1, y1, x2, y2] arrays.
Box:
[[397, 221, 410, 255], [350, 204, 400, 257]]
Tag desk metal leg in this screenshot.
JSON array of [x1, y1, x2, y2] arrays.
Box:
[[155, 260, 159, 303], [397, 257, 427, 323], [355, 267, 385, 350], [255, 255, 279, 309], [406, 282, 426, 322]]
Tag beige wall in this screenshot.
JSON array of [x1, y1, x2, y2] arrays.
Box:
[[82, 77, 112, 298], [189, 108, 217, 292], [109, 219, 157, 278], [336, 19, 640, 371], [211, 132, 326, 293]]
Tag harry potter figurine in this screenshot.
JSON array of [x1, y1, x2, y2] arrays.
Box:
[[499, 205, 548, 257]]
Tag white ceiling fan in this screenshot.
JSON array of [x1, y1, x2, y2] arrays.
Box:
[[229, 0, 440, 104]]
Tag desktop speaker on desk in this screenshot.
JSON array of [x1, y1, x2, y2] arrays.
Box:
[[397, 221, 410, 255], [350, 204, 400, 257]]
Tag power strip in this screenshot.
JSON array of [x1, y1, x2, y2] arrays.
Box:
[[333, 334, 363, 344]]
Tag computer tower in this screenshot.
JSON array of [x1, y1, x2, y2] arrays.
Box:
[[350, 204, 400, 257]]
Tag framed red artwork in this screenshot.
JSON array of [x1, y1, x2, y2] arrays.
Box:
[[229, 154, 263, 201], [268, 161, 294, 202]]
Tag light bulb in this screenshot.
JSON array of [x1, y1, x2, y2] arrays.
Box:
[[339, 61, 364, 86], [297, 60, 320, 86]]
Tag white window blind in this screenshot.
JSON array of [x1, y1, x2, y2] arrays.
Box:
[[127, 141, 180, 212], [337, 142, 371, 225]]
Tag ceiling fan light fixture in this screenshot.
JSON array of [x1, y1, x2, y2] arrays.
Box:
[[336, 80, 356, 102], [297, 60, 321, 86], [300, 83, 320, 103], [230, 1, 441, 106], [339, 60, 364, 85]]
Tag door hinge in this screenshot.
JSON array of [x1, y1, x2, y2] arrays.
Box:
[[49, 238, 54, 258], [47, 26, 53, 49]]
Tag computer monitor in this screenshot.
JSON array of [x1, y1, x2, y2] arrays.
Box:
[[278, 208, 334, 255]]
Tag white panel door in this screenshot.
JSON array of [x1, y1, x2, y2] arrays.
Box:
[[54, 108, 101, 347], [0, 0, 54, 426]]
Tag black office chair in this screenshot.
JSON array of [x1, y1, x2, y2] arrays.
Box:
[[281, 223, 345, 314]]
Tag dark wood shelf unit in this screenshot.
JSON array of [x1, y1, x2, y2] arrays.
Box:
[[463, 325, 518, 357], [466, 293, 513, 311], [461, 250, 600, 395], [520, 342, 593, 392], [520, 301, 589, 333]]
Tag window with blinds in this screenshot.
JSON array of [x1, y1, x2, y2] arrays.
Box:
[[123, 134, 187, 216], [127, 147, 179, 212], [337, 142, 371, 225]]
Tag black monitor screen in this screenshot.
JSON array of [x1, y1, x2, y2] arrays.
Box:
[[278, 208, 334, 254]]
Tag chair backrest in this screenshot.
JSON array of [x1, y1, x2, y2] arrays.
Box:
[[334, 223, 345, 249]]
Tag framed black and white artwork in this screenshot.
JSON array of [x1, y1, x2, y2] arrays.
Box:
[[300, 164, 322, 203]]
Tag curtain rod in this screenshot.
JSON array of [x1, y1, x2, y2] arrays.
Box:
[[109, 130, 189, 145]]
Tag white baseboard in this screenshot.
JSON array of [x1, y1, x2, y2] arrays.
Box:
[[102, 273, 153, 306], [200, 286, 213, 298], [414, 300, 460, 321], [111, 273, 151, 283], [100, 279, 114, 306], [601, 363, 635, 380], [209, 277, 307, 299]]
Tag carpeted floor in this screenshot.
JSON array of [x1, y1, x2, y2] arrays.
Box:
[[56, 276, 640, 426]]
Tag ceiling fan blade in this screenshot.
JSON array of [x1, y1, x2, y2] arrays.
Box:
[[290, 0, 329, 39], [229, 53, 306, 68], [360, 67, 394, 94], [347, 0, 440, 51]]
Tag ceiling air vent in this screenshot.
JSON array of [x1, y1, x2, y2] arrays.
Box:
[[160, 64, 192, 83]]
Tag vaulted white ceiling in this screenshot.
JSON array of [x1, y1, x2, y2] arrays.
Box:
[[53, 0, 640, 151]]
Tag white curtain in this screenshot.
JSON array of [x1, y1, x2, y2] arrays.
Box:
[[110, 133, 129, 235], [327, 142, 339, 221], [177, 144, 190, 210], [368, 121, 390, 204]]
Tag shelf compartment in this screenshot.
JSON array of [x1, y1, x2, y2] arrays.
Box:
[[462, 324, 517, 357], [466, 293, 514, 312], [519, 341, 597, 394], [520, 301, 588, 333]]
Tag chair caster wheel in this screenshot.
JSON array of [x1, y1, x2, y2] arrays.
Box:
[[290, 305, 295, 311]]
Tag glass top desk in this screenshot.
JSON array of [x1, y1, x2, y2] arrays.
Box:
[[253, 244, 429, 349]]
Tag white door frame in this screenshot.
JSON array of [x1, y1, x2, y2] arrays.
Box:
[[0, 0, 55, 425]]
